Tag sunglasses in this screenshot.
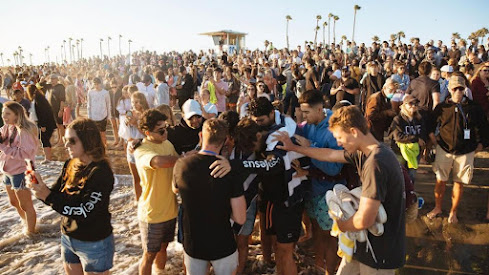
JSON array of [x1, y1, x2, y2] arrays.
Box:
[[453, 87, 465, 92], [482, 70, 489, 73], [153, 125, 168, 135], [63, 137, 77, 145]]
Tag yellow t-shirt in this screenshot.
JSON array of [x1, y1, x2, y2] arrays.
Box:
[[134, 139, 178, 223]]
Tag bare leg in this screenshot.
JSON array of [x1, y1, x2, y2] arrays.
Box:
[[6, 186, 26, 221], [110, 118, 119, 146], [44, 147, 52, 161], [449, 182, 464, 224], [259, 211, 274, 264], [100, 132, 107, 147], [311, 219, 325, 269], [154, 242, 169, 271], [323, 230, 340, 275], [56, 124, 65, 146], [275, 242, 297, 275], [139, 251, 157, 275], [63, 263, 84, 275], [15, 189, 37, 233], [236, 234, 249, 274], [298, 211, 312, 242], [428, 180, 446, 218]]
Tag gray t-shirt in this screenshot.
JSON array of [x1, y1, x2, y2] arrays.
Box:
[[344, 144, 406, 269]]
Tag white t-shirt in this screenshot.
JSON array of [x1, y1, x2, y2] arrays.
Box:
[[136, 82, 156, 108], [155, 83, 170, 106], [87, 89, 111, 121]]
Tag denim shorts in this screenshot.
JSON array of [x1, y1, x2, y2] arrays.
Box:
[[61, 234, 115, 272], [237, 197, 257, 236], [3, 173, 26, 190], [126, 146, 136, 164]]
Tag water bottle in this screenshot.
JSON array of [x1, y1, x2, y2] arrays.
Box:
[[418, 197, 424, 209]]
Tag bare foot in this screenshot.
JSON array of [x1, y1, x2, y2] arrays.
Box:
[[427, 209, 442, 219], [448, 212, 458, 224]]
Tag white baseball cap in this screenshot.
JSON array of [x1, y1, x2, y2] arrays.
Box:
[[182, 99, 202, 120], [440, 65, 454, 73]]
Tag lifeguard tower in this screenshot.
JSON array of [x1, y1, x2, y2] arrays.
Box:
[[199, 30, 247, 54]]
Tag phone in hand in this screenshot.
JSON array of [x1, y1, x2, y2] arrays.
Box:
[[25, 159, 37, 184]]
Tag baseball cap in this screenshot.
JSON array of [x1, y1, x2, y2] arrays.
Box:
[[440, 65, 454, 73], [448, 76, 467, 90], [341, 66, 349, 71], [182, 99, 202, 120], [402, 94, 419, 105]]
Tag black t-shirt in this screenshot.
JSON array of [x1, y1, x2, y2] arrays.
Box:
[[344, 144, 406, 269], [331, 78, 358, 106], [45, 83, 66, 113], [174, 154, 244, 260]]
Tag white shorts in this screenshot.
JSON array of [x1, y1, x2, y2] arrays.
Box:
[[432, 145, 475, 184], [184, 250, 238, 275]]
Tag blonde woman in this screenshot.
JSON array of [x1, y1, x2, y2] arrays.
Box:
[[1, 101, 39, 234], [470, 62, 489, 116]]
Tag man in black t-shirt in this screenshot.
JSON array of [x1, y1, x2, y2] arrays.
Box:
[[45, 74, 66, 145], [274, 106, 405, 274], [330, 66, 360, 107], [173, 119, 246, 275]]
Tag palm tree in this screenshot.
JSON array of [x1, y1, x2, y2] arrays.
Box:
[[99, 38, 104, 58], [68, 38, 73, 63], [371, 36, 380, 43], [13, 51, 18, 66], [119, 34, 123, 55], [333, 15, 339, 45], [352, 5, 361, 42], [76, 39, 80, 60], [322, 22, 328, 45], [80, 38, 84, 59], [29, 53, 33, 66], [107, 36, 112, 58], [285, 15, 292, 49], [63, 40, 67, 61], [452, 32, 461, 41], [314, 15, 322, 46], [341, 35, 347, 45], [328, 13, 333, 45], [397, 31, 405, 44], [128, 39, 132, 65], [390, 34, 397, 44], [479, 27, 489, 44], [0, 52, 3, 66]]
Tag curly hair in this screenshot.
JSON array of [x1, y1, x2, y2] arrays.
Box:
[[139, 109, 168, 133], [233, 117, 260, 156], [248, 97, 273, 117]]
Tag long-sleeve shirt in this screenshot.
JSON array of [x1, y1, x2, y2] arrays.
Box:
[[155, 82, 170, 106], [87, 89, 111, 121], [0, 125, 38, 175], [44, 159, 114, 241]]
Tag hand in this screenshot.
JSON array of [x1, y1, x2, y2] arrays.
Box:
[[209, 155, 231, 178], [271, 131, 297, 151], [418, 138, 425, 148], [26, 172, 51, 201], [291, 159, 308, 178], [294, 135, 311, 147], [476, 143, 483, 152], [40, 127, 46, 132], [128, 139, 142, 153]]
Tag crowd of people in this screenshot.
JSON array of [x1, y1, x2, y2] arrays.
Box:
[[1, 36, 489, 275]]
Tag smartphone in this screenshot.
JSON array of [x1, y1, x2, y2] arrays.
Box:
[[25, 159, 37, 184]]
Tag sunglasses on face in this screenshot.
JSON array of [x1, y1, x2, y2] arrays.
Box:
[[453, 87, 465, 92], [482, 69, 489, 73], [153, 125, 168, 135], [63, 137, 77, 145]]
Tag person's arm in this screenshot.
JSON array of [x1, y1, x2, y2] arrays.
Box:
[[296, 134, 344, 176], [272, 131, 347, 163], [105, 91, 112, 120], [150, 155, 179, 168], [28, 165, 114, 222], [345, 87, 360, 95], [432, 92, 441, 109], [335, 197, 381, 231], [230, 195, 246, 225]]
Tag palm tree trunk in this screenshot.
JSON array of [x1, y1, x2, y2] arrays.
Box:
[[328, 18, 331, 45], [314, 20, 319, 46], [286, 21, 290, 49], [333, 21, 336, 45], [352, 10, 357, 43], [323, 26, 325, 45]]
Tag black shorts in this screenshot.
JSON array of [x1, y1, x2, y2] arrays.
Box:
[[259, 198, 304, 244], [94, 118, 108, 132], [139, 218, 176, 252], [40, 128, 55, 148]]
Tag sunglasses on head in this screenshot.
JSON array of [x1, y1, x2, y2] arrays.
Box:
[[63, 137, 77, 145]]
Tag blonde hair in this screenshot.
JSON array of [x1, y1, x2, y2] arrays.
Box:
[[155, 104, 176, 126], [470, 61, 489, 83], [3, 101, 38, 139]]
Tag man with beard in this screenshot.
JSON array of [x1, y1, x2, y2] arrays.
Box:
[[167, 99, 203, 154], [330, 66, 360, 107]]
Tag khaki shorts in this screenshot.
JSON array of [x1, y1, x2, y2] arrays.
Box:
[[432, 145, 475, 184], [337, 258, 395, 275]]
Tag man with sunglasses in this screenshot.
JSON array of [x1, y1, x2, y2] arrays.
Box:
[[427, 76, 489, 224], [133, 109, 180, 275]]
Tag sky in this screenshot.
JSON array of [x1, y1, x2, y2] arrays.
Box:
[[0, 0, 488, 65]]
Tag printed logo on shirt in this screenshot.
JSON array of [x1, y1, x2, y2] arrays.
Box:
[[62, 192, 103, 218], [242, 158, 280, 171]]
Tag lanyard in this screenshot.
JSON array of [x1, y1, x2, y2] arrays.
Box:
[[456, 103, 468, 129], [199, 150, 218, 156]]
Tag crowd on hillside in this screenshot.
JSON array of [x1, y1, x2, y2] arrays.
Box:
[[1, 36, 489, 275]]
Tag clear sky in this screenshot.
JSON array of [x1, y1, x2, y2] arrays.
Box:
[[0, 0, 487, 65]]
